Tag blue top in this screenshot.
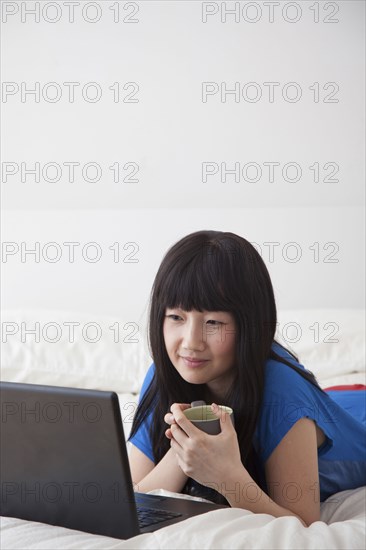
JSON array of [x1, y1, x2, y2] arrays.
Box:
[[129, 342, 366, 502]]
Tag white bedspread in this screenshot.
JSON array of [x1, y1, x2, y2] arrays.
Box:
[[1, 486, 365, 550]]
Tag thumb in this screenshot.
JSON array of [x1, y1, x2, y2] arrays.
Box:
[[211, 403, 233, 432]]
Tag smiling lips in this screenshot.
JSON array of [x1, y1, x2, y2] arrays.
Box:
[[180, 356, 209, 367]]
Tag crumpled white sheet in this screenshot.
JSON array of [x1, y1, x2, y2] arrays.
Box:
[[1, 486, 365, 550]]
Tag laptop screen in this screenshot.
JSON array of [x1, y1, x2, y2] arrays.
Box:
[[0, 381, 140, 539]]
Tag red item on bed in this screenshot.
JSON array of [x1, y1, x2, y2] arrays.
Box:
[[324, 384, 366, 391]]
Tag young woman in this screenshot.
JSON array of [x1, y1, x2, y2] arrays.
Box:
[[128, 230, 366, 527]]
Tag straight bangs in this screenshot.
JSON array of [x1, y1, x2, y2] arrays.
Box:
[[159, 238, 241, 315]]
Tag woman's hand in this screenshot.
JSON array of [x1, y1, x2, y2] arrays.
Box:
[[164, 403, 191, 429], [165, 403, 244, 490]]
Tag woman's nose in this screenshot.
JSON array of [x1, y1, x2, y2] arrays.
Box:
[[182, 322, 206, 351]]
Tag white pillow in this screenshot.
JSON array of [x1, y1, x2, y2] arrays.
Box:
[[275, 309, 365, 380], [1, 310, 152, 394], [2, 309, 364, 394]]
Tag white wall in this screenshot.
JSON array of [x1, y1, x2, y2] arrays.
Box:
[[1, 1, 365, 319], [2, 207, 364, 318]]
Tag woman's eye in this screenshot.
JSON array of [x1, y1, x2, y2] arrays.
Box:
[[167, 314, 182, 321], [206, 320, 223, 325]]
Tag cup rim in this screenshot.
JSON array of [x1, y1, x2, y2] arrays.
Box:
[[183, 404, 233, 422]]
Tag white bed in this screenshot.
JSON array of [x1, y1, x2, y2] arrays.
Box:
[[1, 309, 365, 550]]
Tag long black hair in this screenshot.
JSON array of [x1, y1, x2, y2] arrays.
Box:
[[129, 230, 325, 502]]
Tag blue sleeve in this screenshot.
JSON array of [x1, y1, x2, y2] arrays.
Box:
[[254, 344, 366, 500], [128, 363, 156, 463], [254, 354, 335, 463]]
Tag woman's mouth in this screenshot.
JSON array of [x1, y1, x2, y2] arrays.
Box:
[[180, 356, 209, 368]]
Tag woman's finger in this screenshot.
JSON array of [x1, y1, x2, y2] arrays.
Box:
[[170, 403, 191, 414], [164, 413, 175, 425], [165, 403, 191, 425], [170, 404, 200, 438], [165, 424, 186, 449]]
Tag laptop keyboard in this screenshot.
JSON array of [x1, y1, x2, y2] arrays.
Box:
[[137, 506, 182, 528]]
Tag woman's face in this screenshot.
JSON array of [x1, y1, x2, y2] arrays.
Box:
[[163, 308, 237, 400]]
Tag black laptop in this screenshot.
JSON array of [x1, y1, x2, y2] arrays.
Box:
[[0, 381, 226, 539]]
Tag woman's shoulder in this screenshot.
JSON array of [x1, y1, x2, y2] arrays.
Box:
[[267, 341, 305, 371], [264, 341, 318, 396]]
